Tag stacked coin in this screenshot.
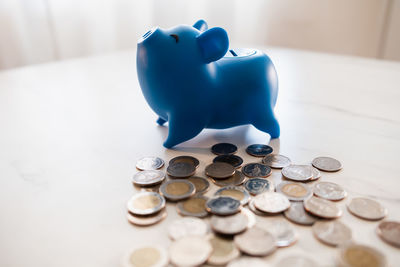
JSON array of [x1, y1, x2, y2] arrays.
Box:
[[126, 191, 167, 226]]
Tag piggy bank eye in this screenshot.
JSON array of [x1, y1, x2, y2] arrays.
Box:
[[170, 34, 179, 43]]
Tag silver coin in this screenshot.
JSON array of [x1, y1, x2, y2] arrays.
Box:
[[242, 163, 272, 178], [277, 181, 312, 201], [136, 157, 164, 171], [211, 143, 237, 155], [227, 257, 271, 267], [234, 227, 276, 256], [257, 218, 297, 247], [126, 209, 167, 226], [176, 195, 209, 217], [312, 220, 352, 246], [276, 255, 318, 267], [281, 165, 313, 181], [313, 181, 347, 201], [206, 196, 241, 215], [347, 197, 387, 220], [187, 176, 210, 194], [262, 154, 291, 169], [283, 201, 318, 225], [169, 236, 212, 267], [312, 156, 342, 172], [210, 211, 249, 235], [168, 217, 208, 240], [205, 162, 235, 179], [248, 198, 268, 216], [311, 167, 321, 180], [246, 144, 273, 157], [167, 162, 196, 178], [212, 171, 247, 187], [132, 170, 165, 186], [376, 221, 400, 248], [253, 192, 290, 214], [244, 178, 274, 195], [337, 244, 387, 267], [213, 154, 243, 168], [169, 155, 200, 169], [121, 245, 169, 267], [215, 186, 250, 205], [207, 235, 240, 266], [127, 191, 166, 216], [159, 179, 195, 201], [304, 196, 342, 219]]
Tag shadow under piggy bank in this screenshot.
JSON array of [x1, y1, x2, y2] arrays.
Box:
[[137, 19, 280, 148]]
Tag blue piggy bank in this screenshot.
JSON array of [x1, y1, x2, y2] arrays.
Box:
[[137, 20, 280, 148]]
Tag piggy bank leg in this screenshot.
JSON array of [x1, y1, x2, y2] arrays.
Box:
[[156, 117, 167, 126], [253, 113, 280, 139], [163, 116, 205, 148]]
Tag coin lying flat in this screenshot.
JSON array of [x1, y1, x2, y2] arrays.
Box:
[[126, 209, 167, 226], [312, 156, 342, 172], [212, 171, 246, 187], [242, 163, 272, 178], [127, 192, 166, 216], [187, 176, 210, 194], [167, 162, 196, 178], [207, 235, 240, 266], [160, 179, 195, 201], [213, 154, 243, 168], [246, 144, 273, 157], [136, 157, 165, 171], [282, 165, 313, 181], [276, 255, 318, 267], [210, 211, 249, 235], [169, 236, 212, 267], [312, 220, 352, 246], [376, 221, 400, 248], [234, 227, 276, 256], [254, 192, 290, 214], [313, 182, 346, 201], [257, 219, 297, 247], [227, 257, 271, 267], [262, 154, 291, 169], [122, 245, 168, 267], [283, 201, 318, 225], [304, 196, 342, 219], [168, 217, 208, 240], [337, 244, 387, 267], [248, 199, 268, 216], [206, 196, 241, 215], [347, 197, 387, 220], [244, 178, 274, 195], [169, 155, 200, 169], [177, 195, 208, 217], [215, 186, 250, 205], [211, 143, 237, 155], [205, 162, 236, 179], [311, 167, 321, 180], [132, 170, 165, 186], [277, 181, 312, 201]]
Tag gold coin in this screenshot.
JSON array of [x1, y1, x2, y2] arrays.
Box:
[[177, 195, 208, 217], [127, 192, 165, 216], [160, 179, 195, 201], [126, 209, 167, 226], [212, 171, 247, 187], [187, 176, 210, 194], [207, 235, 240, 266], [338, 244, 387, 267], [277, 181, 312, 201], [122, 245, 168, 267]]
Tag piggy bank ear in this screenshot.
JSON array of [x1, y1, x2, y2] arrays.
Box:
[[193, 19, 208, 31], [196, 27, 229, 64]]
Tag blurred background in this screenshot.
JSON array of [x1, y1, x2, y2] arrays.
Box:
[[0, 0, 399, 70]]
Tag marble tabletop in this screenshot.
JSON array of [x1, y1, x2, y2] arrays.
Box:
[[0, 47, 399, 267]]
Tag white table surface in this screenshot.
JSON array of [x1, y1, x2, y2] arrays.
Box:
[[1, 47, 400, 267]]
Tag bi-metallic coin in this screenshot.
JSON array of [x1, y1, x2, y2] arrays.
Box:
[[277, 181, 312, 201], [304, 196, 342, 219], [312, 220, 352, 246], [246, 144, 273, 157], [207, 235, 240, 266], [262, 154, 291, 169], [159, 179, 195, 201], [136, 157, 165, 171], [213, 154, 243, 168], [206, 196, 241, 215], [205, 162, 235, 179], [187, 176, 210, 194], [244, 178, 274, 195], [211, 143, 237, 155], [127, 191, 166, 216], [121, 245, 168, 267], [167, 162, 196, 178], [132, 170, 165, 186], [212, 170, 247, 187], [242, 163, 272, 178], [337, 244, 387, 267], [313, 181, 347, 201], [215, 186, 250, 205], [176, 195, 208, 218], [347, 197, 387, 220], [312, 156, 342, 172]]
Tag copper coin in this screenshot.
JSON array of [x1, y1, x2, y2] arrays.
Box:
[[169, 155, 200, 169], [242, 163, 272, 178], [213, 154, 243, 168], [167, 162, 196, 178], [347, 197, 387, 220], [376, 221, 400, 248], [205, 162, 235, 179], [159, 179, 195, 201], [177, 195, 208, 217], [212, 171, 247, 187], [211, 143, 237, 155], [304, 196, 342, 219], [277, 181, 312, 201], [312, 220, 352, 246], [312, 156, 342, 172]]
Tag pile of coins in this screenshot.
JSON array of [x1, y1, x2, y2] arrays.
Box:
[[124, 143, 399, 267]]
